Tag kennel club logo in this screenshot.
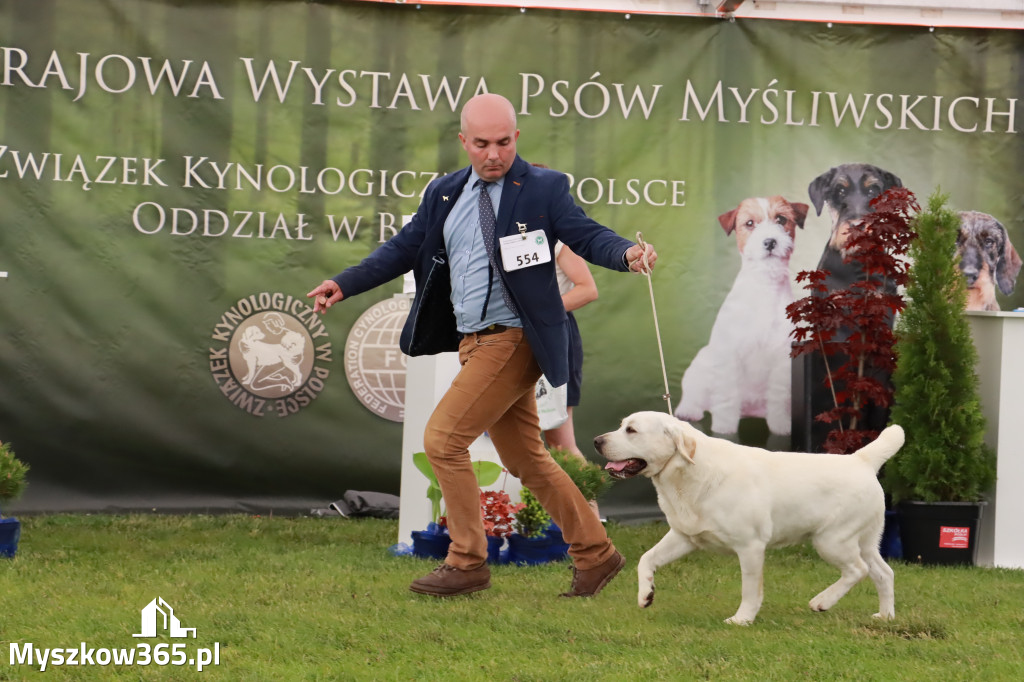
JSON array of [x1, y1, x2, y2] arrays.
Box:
[[208, 292, 332, 417], [344, 295, 410, 422]]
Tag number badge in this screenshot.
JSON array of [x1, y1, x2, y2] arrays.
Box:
[[499, 230, 551, 271]]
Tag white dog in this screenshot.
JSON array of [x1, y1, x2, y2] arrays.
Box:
[[238, 323, 305, 391], [594, 411, 903, 625], [674, 196, 808, 435]]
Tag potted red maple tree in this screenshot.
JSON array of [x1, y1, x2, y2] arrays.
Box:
[[787, 187, 919, 454]]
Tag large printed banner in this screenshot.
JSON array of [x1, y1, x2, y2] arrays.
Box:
[[1, 0, 1021, 513]]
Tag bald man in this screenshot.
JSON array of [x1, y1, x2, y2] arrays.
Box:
[[309, 93, 657, 598]]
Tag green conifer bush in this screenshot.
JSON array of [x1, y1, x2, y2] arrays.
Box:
[[884, 191, 996, 503], [0, 440, 29, 513]]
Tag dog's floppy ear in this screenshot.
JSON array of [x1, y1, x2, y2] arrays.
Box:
[[791, 202, 810, 229], [876, 168, 903, 190], [718, 207, 738, 236], [807, 169, 836, 215], [671, 421, 697, 465], [997, 234, 1022, 295]]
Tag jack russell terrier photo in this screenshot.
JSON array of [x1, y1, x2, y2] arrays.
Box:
[[674, 196, 808, 435]]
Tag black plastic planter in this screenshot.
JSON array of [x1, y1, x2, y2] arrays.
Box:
[[898, 501, 984, 566]]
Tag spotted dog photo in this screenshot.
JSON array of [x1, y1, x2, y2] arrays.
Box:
[[956, 211, 1022, 311]]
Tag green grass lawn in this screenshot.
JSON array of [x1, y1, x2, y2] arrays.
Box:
[[2, 514, 1023, 681]]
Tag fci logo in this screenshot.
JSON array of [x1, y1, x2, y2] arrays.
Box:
[[132, 597, 196, 639], [344, 295, 410, 422]]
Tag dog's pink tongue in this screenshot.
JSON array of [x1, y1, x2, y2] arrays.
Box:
[[605, 461, 630, 472]]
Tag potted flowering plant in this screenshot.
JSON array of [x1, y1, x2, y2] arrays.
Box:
[[512, 487, 551, 540], [507, 487, 564, 565], [479, 485, 523, 563], [0, 439, 29, 559], [410, 452, 503, 559]]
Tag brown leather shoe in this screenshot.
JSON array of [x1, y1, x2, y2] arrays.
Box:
[[560, 550, 625, 597], [409, 563, 491, 597]]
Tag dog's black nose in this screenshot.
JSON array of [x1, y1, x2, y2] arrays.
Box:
[[593, 435, 605, 452], [763, 238, 777, 252]]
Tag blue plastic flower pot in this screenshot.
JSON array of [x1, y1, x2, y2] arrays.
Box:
[[507, 532, 555, 565], [486, 535, 507, 564], [411, 527, 451, 560], [0, 517, 21, 559]]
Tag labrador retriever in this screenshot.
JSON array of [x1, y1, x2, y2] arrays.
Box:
[[594, 411, 903, 625]]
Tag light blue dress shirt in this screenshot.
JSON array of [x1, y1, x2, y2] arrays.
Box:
[[444, 172, 521, 333]]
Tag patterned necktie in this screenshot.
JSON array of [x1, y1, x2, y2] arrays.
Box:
[[476, 180, 519, 316]]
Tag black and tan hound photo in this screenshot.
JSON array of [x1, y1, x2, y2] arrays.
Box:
[[807, 163, 903, 292]]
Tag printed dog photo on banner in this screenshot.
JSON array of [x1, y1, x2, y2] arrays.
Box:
[[674, 196, 808, 436], [956, 210, 1022, 311], [807, 162, 904, 294], [787, 162, 907, 452]]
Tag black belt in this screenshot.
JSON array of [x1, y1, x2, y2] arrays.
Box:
[[473, 324, 510, 336]]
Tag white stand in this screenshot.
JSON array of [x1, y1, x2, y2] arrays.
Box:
[[967, 310, 1024, 570], [397, 352, 522, 546]]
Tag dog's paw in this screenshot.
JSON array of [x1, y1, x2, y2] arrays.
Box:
[[639, 589, 654, 608], [724, 615, 754, 626], [809, 596, 830, 612], [673, 405, 702, 422], [872, 610, 895, 621], [709, 416, 739, 435]]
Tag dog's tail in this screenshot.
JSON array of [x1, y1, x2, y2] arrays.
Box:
[[853, 425, 905, 472]]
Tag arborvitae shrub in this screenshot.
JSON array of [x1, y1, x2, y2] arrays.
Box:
[[883, 191, 996, 502]]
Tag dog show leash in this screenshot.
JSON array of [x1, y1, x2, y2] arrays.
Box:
[[635, 232, 673, 415]]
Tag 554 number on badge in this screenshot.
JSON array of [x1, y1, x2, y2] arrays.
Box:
[[499, 230, 551, 272]]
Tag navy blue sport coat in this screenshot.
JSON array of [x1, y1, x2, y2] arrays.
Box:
[[333, 155, 635, 386]]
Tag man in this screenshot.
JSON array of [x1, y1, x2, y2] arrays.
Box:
[[308, 93, 657, 597]]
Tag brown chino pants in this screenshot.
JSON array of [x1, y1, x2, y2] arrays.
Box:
[[423, 327, 616, 571]]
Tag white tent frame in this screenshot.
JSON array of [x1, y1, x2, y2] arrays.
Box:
[[381, 1, 1024, 29]]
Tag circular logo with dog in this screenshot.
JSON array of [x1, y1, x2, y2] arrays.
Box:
[[208, 292, 332, 418], [344, 295, 410, 422]]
